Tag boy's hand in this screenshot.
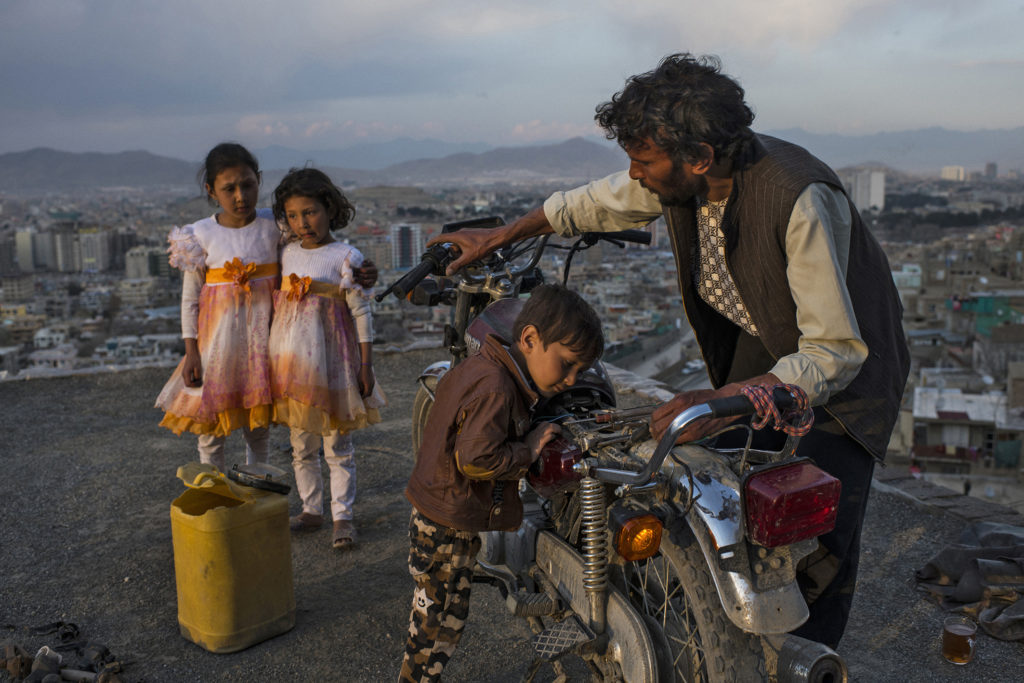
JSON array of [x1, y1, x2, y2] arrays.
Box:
[[526, 422, 562, 462]]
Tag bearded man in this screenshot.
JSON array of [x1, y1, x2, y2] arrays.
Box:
[[436, 53, 909, 648]]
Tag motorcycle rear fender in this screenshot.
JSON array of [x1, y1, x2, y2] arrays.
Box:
[[417, 361, 450, 400], [651, 443, 815, 634], [535, 531, 658, 683]]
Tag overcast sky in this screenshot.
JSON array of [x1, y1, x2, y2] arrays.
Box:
[[2, 0, 1021, 160]]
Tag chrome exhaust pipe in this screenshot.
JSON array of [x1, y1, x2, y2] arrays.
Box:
[[764, 633, 848, 683]]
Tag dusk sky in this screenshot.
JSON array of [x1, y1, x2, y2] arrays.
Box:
[[2, 0, 1021, 160]]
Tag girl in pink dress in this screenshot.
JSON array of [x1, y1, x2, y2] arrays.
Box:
[[269, 168, 386, 549], [155, 143, 278, 469]]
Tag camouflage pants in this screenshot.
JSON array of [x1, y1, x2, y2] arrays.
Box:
[[398, 509, 482, 683]]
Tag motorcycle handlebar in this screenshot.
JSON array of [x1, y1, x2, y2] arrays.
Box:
[[588, 386, 798, 486], [376, 243, 454, 301]]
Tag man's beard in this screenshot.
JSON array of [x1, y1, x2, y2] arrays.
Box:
[[654, 166, 709, 207]]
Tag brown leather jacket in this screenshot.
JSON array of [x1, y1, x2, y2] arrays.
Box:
[[405, 335, 539, 532]]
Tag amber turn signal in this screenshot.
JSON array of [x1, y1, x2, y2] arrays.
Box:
[[615, 514, 663, 562]]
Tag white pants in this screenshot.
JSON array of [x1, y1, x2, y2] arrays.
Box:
[[196, 425, 270, 472], [290, 427, 355, 521]]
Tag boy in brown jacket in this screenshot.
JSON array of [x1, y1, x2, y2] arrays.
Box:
[[399, 284, 604, 682]]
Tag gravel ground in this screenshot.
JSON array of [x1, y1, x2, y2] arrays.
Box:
[[1, 348, 1022, 681]]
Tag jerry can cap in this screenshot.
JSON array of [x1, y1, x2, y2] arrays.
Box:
[[177, 462, 251, 502]]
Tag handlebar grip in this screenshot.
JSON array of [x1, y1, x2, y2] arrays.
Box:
[[390, 258, 437, 300], [705, 394, 754, 419], [705, 386, 797, 419], [614, 229, 653, 245]]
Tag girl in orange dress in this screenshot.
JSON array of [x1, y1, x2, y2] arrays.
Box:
[[155, 143, 279, 470], [269, 168, 385, 548]]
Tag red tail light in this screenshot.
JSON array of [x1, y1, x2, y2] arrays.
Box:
[[527, 436, 583, 497], [743, 460, 841, 548]]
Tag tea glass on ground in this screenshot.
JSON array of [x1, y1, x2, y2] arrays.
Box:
[[941, 615, 977, 665]]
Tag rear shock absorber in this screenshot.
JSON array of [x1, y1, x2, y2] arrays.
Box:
[[579, 475, 607, 634]]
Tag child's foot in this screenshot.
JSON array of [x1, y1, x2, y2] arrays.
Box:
[[332, 519, 356, 549], [289, 512, 324, 531]]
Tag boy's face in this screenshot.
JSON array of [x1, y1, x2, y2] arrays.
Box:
[[519, 325, 591, 397]]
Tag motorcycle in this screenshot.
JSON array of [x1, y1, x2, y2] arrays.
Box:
[[379, 217, 849, 682]]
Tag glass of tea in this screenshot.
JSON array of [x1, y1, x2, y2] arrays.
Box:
[[941, 615, 977, 665]]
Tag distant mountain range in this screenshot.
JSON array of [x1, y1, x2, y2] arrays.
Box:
[[0, 148, 197, 193], [770, 127, 1024, 175], [2, 127, 1022, 194], [255, 138, 494, 171]]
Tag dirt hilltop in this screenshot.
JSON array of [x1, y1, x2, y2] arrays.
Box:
[[1, 348, 1022, 681]]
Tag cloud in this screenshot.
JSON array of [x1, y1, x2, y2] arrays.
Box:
[[1, 0, 1021, 155]]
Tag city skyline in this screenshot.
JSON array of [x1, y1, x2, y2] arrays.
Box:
[[2, 1, 1022, 160]]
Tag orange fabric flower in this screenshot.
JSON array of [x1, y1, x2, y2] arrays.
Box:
[[223, 257, 256, 292], [287, 273, 312, 301]]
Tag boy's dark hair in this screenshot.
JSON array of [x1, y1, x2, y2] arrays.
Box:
[[513, 284, 604, 365], [200, 142, 260, 198], [595, 53, 755, 166], [272, 167, 356, 231]]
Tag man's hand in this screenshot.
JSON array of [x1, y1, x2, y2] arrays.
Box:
[[650, 388, 734, 444], [427, 206, 555, 275], [650, 373, 784, 444], [427, 229, 499, 276], [353, 259, 378, 289], [525, 421, 562, 461]]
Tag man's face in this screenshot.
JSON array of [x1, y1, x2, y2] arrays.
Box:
[[625, 139, 708, 207]]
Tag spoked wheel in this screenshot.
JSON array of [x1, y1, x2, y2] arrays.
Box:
[[622, 531, 766, 683]]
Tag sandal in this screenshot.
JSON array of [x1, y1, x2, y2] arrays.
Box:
[[289, 512, 324, 531], [332, 520, 356, 549]]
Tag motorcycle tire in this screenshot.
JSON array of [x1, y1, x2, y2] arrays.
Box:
[[411, 381, 436, 458], [620, 526, 767, 683]]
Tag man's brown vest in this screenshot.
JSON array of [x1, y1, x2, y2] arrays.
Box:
[[664, 135, 909, 460]]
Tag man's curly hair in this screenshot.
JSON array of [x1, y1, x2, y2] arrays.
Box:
[[595, 53, 755, 165]]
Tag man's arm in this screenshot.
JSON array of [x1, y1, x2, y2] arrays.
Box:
[[433, 171, 662, 275], [770, 183, 867, 401], [651, 184, 868, 442]]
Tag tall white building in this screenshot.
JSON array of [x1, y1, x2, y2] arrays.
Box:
[[941, 166, 967, 182], [79, 228, 111, 273], [843, 170, 886, 213], [125, 245, 170, 279], [15, 229, 35, 272]]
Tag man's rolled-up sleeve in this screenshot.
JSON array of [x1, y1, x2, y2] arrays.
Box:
[[543, 171, 663, 237], [770, 183, 868, 404], [453, 392, 534, 481]]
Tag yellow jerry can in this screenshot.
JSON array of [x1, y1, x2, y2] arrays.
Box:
[[170, 463, 295, 653]]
